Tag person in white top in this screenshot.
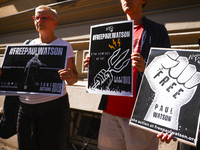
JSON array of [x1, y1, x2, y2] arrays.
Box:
[[9, 5, 78, 150]]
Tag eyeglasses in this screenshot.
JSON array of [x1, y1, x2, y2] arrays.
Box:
[[32, 15, 55, 22]]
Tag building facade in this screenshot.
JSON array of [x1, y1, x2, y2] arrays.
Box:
[[0, 0, 200, 149]]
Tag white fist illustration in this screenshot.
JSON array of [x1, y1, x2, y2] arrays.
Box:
[[144, 51, 200, 130], [92, 69, 113, 90]]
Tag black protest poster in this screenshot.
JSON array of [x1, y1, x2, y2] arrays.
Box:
[[130, 47, 200, 146], [87, 20, 134, 96], [0, 45, 68, 95]]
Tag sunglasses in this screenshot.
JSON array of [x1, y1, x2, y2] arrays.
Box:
[[32, 15, 55, 22]]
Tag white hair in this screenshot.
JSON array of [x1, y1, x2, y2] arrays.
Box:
[[35, 5, 58, 22]]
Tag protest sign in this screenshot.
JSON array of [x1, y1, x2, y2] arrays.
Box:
[[87, 20, 134, 96], [130, 47, 200, 146], [0, 45, 68, 95]]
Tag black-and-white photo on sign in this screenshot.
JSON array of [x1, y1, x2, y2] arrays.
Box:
[[130, 48, 200, 146], [87, 20, 134, 96], [0, 45, 68, 96]]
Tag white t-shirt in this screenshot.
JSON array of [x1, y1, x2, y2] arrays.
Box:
[[19, 38, 74, 104]]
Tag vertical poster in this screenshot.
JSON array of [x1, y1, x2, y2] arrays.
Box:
[[130, 47, 200, 146], [0, 45, 68, 96], [87, 20, 134, 96]]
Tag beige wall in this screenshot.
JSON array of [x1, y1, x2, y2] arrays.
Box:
[[0, 0, 57, 17]]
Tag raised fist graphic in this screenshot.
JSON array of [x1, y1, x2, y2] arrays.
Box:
[[90, 48, 130, 90], [144, 51, 200, 130]]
